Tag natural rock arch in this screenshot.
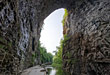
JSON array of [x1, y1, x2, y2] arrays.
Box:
[[0, 0, 110, 74]]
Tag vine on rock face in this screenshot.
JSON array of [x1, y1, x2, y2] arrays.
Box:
[[52, 9, 70, 75], [52, 39, 63, 75], [52, 35, 70, 75], [62, 9, 68, 26]]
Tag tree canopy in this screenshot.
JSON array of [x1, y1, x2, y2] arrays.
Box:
[[38, 41, 53, 64]]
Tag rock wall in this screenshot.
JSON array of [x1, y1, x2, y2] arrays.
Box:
[[0, 0, 110, 75], [63, 0, 110, 75], [0, 0, 68, 74], [0, 0, 42, 74], [0, 0, 20, 74]]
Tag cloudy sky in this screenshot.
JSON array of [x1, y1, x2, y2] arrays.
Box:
[[40, 8, 64, 55]]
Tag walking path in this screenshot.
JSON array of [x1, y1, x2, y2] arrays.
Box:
[[21, 65, 46, 75]]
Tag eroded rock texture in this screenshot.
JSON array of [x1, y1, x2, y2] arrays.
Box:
[[0, 0, 42, 74], [0, 0, 110, 75], [0, 0, 20, 74], [63, 0, 110, 75], [0, 0, 68, 74]]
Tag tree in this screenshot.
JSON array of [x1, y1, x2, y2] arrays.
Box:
[[52, 39, 63, 75], [38, 41, 53, 64]]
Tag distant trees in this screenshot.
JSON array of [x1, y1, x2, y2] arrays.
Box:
[[38, 41, 53, 64], [52, 39, 64, 75], [52, 9, 69, 75]]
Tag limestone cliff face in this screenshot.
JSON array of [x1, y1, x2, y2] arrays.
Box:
[[0, 0, 110, 75], [0, 0, 42, 74], [63, 0, 110, 75], [0, 0, 68, 74], [0, 0, 20, 74]]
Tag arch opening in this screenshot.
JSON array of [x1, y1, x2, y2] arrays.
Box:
[[38, 8, 65, 75], [40, 8, 65, 55]]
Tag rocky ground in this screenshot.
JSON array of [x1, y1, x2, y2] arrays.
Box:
[[21, 65, 46, 75]]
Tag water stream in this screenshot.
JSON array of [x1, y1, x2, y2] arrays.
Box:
[[46, 67, 56, 75]]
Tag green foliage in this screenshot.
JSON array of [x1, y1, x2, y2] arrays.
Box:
[[32, 52, 37, 65], [52, 34, 70, 75], [66, 52, 72, 58], [52, 39, 64, 75], [47, 68, 52, 75], [63, 34, 70, 44], [62, 9, 68, 26], [31, 41, 53, 65], [38, 41, 53, 64]]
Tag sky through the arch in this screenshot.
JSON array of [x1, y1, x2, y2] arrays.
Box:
[[40, 8, 64, 55]]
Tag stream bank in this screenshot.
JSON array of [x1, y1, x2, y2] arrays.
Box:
[[21, 65, 46, 75], [21, 65, 57, 75]]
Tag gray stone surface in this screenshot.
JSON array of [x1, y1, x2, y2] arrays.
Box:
[[21, 65, 46, 75], [0, 0, 110, 75], [63, 0, 110, 75]]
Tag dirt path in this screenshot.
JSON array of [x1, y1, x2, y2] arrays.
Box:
[[21, 65, 46, 75]]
